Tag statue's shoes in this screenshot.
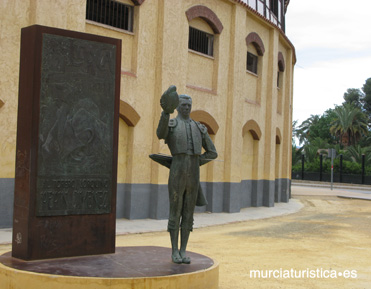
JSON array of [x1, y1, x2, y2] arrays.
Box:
[[182, 256, 191, 264], [172, 254, 182, 264]]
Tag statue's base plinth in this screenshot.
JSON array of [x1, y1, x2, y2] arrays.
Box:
[[0, 246, 219, 289]]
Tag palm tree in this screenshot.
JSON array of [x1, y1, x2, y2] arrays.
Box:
[[330, 105, 348, 146], [330, 103, 368, 146], [296, 114, 320, 145], [302, 137, 329, 163], [344, 145, 371, 165]]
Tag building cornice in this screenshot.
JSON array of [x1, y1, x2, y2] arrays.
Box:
[[231, 0, 296, 64]]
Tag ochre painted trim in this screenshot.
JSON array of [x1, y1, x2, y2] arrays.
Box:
[[242, 119, 262, 140], [186, 5, 224, 34], [245, 32, 265, 56], [245, 98, 261, 106], [119, 100, 140, 127], [121, 70, 137, 78], [186, 84, 217, 95], [191, 110, 219, 135]]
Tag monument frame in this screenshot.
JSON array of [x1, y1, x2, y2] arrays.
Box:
[[12, 25, 121, 260]]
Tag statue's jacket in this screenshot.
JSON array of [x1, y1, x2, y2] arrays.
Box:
[[156, 112, 217, 206], [156, 112, 217, 161]]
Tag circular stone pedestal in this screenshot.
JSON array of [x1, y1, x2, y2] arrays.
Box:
[[0, 246, 219, 289]]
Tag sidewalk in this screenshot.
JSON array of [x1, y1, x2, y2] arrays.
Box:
[[0, 200, 304, 245]]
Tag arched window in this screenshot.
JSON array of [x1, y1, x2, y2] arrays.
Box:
[[188, 26, 214, 56], [242, 120, 262, 207], [277, 52, 285, 88], [119, 100, 140, 126], [247, 52, 258, 74], [276, 127, 282, 144], [86, 0, 145, 32], [245, 32, 265, 74], [242, 119, 262, 141], [186, 5, 223, 57]]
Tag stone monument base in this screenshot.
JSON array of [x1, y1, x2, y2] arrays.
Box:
[[0, 246, 219, 289]]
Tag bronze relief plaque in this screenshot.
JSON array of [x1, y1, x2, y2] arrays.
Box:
[[36, 34, 116, 216]]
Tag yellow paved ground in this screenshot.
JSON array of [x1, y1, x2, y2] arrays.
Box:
[[115, 195, 371, 289], [1, 195, 370, 288]]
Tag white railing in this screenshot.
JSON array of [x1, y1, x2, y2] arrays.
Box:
[[240, 0, 284, 30]]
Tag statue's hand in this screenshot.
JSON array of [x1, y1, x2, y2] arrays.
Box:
[[160, 98, 166, 110], [160, 85, 179, 114]]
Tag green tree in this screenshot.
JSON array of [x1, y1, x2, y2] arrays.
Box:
[[330, 103, 368, 146], [303, 137, 329, 163], [343, 88, 362, 108], [307, 109, 337, 144], [296, 114, 320, 145], [344, 145, 371, 165], [362, 77, 371, 124], [293, 78, 371, 175], [359, 134, 371, 147], [296, 110, 336, 146]]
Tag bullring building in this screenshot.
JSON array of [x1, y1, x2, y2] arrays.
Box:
[[0, 0, 295, 227]]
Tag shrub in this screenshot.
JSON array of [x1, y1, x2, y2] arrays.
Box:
[[292, 156, 371, 175]]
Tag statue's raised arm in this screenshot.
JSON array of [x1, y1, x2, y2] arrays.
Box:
[[156, 85, 179, 140]]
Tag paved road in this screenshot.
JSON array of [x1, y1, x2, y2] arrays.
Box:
[[292, 180, 371, 199]]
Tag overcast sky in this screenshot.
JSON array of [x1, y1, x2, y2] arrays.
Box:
[[285, 0, 371, 125]]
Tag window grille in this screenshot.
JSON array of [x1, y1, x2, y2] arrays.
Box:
[[188, 26, 214, 57], [86, 0, 133, 32], [247, 52, 258, 74]]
